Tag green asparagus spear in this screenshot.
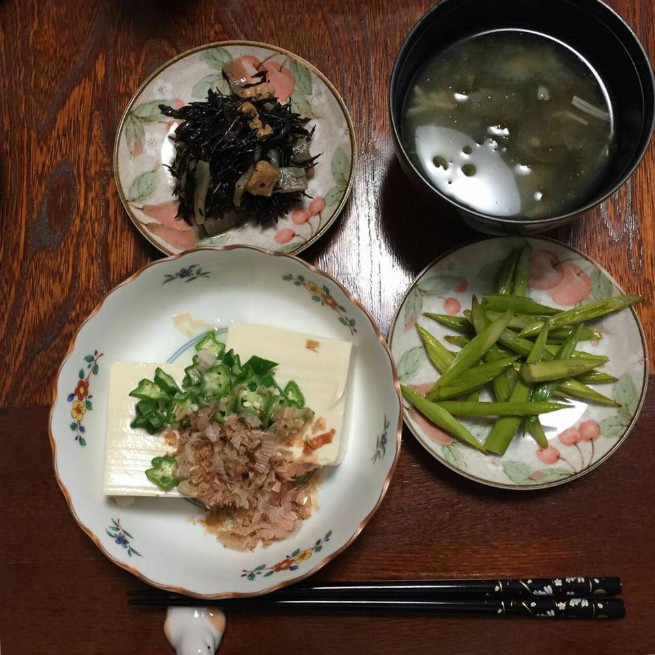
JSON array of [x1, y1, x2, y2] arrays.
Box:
[[401, 386, 486, 452], [497, 248, 520, 295], [574, 371, 618, 384], [512, 243, 532, 296], [518, 294, 645, 338], [422, 313, 475, 334], [554, 379, 621, 406], [427, 357, 518, 401], [545, 348, 608, 364], [444, 334, 471, 348], [526, 324, 584, 439], [482, 294, 561, 315], [492, 324, 606, 363], [548, 326, 603, 342], [471, 296, 512, 402], [529, 421, 549, 447], [436, 400, 569, 416], [485, 324, 550, 454], [416, 325, 454, 373], [434, 308, 514, 388], [486, 311, 601, 340], [521, 358, 603, 384]]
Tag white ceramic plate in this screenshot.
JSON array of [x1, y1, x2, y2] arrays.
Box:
[[50, 247, 401, 597], [390, 237, 648, 490], [113, 41, 356, 256]]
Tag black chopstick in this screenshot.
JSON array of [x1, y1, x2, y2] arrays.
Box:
[[260, 577, 622, 598], [128, 576, 621, 601], [128, 595, 625, 619]]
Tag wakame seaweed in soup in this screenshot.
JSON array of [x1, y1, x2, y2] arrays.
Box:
[[401, 30, 615, 219]]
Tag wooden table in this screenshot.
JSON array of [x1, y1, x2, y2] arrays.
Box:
[[1, 0, 653, 652]]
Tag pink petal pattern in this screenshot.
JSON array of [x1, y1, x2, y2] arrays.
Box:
[[146, 223, 199, 250]]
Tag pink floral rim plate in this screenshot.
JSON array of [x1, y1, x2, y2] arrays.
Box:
[[49, 247, 401, 597], [113, 42, 356, 256], [389, 237, 648, 490]]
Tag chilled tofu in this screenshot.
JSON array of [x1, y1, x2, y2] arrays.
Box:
[[103, 362, 185, 497], [103, 324, 353, 498], [226, 323, 353, 467]]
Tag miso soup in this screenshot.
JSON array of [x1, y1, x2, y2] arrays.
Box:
[[401, 30, 615, 219]]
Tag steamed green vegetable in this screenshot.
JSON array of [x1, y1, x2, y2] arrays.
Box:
[[482, 294, 560, 315], [435, 400, 568, 417], [417, 325, 455, 373], [402, 386, 486, 452], [427, 357, 518, 400], [405, 244, 639, 456], [485, 324, 550, 454], [518, 294, 644, 338], [433, 308, 514, 388], [497, 248, 519, 295], [512, 243, 532, 296]]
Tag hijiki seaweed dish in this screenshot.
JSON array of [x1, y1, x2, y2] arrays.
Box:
[[159, 58, 319, 236]]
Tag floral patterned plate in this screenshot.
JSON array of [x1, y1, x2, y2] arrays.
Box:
[[113, 42, 356, 256], [389, 237, 648, 490], [49, 247, 401, 597]]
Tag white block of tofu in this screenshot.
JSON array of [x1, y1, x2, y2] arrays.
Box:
[[103, 362, 185, 497], [103, 324, 353, 497], [226, 323, 354, 467]]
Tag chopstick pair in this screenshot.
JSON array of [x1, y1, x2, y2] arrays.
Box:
[[128, 577, 625, 619]]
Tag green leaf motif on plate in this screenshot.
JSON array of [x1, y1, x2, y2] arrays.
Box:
[[276, 242, 300, 254], [614, 373, 638, 415], [598, 373, 639, 439], [324, 185, 345, 208], [404, 287, 423, 330], [130, 99, 167, 121], [502, 460, 533, 484], [192, 72, 230, 99], [288, 59, 312, 95], [331, 147, 350, 188], [202, 47, 233, 70], [127, 170, 158, 204], [396, 346, 426, 381], [417, 275, 461, 296], [124, 114, 145, 154], [590, 268, 614, 301], [290, 91, 314, 119], [527, 467, 571, 484], [600, 415, 627, 439], [442, 444, 465, 470]]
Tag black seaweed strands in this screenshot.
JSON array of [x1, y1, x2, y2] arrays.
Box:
[[159, 71, 319, 232]]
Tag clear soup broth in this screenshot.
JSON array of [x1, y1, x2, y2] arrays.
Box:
[[401, 30, 615, 219]]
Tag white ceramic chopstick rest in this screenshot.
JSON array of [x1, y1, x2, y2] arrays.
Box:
[[164, 607, 226, 654]]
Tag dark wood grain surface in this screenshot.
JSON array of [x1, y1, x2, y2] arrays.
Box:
[[1, 0, 654, 653]]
